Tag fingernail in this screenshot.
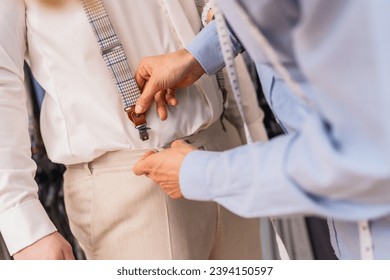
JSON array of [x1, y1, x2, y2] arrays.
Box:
[[135, 104, 144, 113]]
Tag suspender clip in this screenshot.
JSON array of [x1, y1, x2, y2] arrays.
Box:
[[125, 106, 150, 141], [136, 124, 150, 141]]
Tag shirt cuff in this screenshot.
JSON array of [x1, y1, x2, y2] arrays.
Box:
[[0, 199, 57, 255], [185, 21, 225, 75], [180, 150, 218, 201]]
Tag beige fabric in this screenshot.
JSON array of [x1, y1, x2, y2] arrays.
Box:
[[64, 120, 262, 259], [224, 54, 269, 143]]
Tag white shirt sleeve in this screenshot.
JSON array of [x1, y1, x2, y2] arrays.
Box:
[[0, 0, 56, 255]]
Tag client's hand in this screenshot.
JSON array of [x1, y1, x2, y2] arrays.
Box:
[[133, 140, 196, 198], [13, 232, 75, 260]]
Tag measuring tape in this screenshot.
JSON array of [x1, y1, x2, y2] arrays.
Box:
[[212, 0, 290, 260], [211, 0, 374, 260], [211, 2, 252, 144]]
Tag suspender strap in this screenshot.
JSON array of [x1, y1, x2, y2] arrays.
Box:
[[81, 0, 150, 141]]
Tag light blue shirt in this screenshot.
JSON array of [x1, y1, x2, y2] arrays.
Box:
[[183, 0, 390, 259]]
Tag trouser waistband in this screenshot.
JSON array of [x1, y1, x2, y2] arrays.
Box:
[[67, 120, 222, 171], [161, 119, 221, 149]]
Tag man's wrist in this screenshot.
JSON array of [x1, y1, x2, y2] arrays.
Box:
[[180, 49, 206, 77], [0, 200, 57, 255]]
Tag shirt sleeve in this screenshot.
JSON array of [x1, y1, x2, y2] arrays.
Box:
[[0, 0, 56, 255], [181, 125, 390, 222], [185, 20, 244, 75], [180, 1, 390, 222]]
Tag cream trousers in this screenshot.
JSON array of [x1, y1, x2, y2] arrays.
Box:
[[63, 120, 262, 259]]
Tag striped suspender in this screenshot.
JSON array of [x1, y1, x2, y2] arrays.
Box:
[[81, 0, 150, 141]]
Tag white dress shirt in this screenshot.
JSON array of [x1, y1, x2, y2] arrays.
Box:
[[0, 0, 232, 255]]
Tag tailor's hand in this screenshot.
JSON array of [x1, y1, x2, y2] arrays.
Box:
[[13, 232, 75, 260], [134, 49, 205, 120], [133, 140, 197, 199]]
